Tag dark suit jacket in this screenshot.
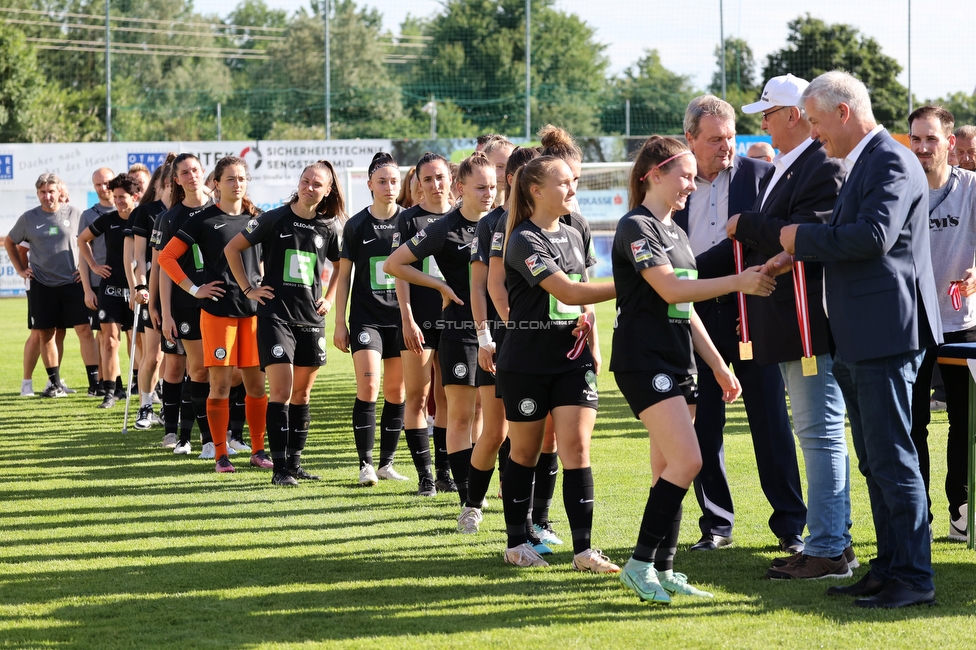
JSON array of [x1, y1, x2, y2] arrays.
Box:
[[674, 155, 772, 280], [734, 140, 844, 365], [794, 129, 942, 362]]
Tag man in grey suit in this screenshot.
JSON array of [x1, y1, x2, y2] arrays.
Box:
[[779, 71, 941, 608]]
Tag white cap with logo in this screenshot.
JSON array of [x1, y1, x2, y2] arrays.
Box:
[[741, 73, 810, 114]]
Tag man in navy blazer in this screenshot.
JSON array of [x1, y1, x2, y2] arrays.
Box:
[[781, 71, 941, 608], [674, 95, 807, 554], [729, 74, 853, 580]]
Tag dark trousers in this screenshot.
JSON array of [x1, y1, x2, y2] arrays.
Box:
[[910, 328, 975, 522], [692, 300, 806, 538]]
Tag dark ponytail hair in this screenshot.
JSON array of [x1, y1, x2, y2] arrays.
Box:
[[170, 153, 202, 206], [504, 146, 541, 186], [288, 160, 347, 222], [503, 155, 563, 253], [628, 136, 690, 210], [539, 124, 582, 163], [140, 153, 175, 204], [213, 156, 260, 217], [368, 152, 398, 178], [455, 151, 493, 185], [415, 151, 450, 182]]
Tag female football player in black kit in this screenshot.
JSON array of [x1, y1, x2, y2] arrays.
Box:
[[334, 153, 419, 492], [390, 153, 453, 491], [225, 160, 343, 486], [612, 136, 774, 604], [496, 155, 619, 573], [159, 156, 271, 475], [77, 173, 142, 409], [385, 153, 497, 530]]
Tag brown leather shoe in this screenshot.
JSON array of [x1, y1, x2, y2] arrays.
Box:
[[767, 553, 852, 580]]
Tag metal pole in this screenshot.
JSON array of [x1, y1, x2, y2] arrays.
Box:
[[105, 0, 111, 143], [525, 0, 531, 140], [907, 0, 913, 114], [324, 0, 331, 140], [430, 95, 437, 139], [719, 0, 726, 101], [217, 102, 222, 141], [625, 99, 631, 138]]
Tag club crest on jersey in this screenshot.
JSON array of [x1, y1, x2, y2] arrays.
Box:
[[179, 322, 190, 335], [313, 235, 324, 249], [652, 373, 673, 393], [518, 398, 537, 417], [410, 230, 427, 247], [453, 363, 468, 379], [525, 254, 546, 277], [631, 239, 653, 263], [271, 344, 285, 358], [214, 347, 227, 360], [358, 331, 371, 345], [491, 232, 503, 251], [245, 219, 259, 233]]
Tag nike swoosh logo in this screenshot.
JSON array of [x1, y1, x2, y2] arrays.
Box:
[[279, 233, 290, 238], [662, 245, 675, 252], [457, 242, 472, 250], [579, 498, 594, 504], [363, 238, 377, 244], [353, 425, 370, 430], [586, 394, 598, 401], [35, 224, 45, 229], [513, 497, 530, 504], [548, 470, 558, 476], [214, 223, 227, 229], [111, 225, 120, 229]]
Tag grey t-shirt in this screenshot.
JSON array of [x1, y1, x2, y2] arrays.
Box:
[[80, 203, 114, 288], [928, 167, 976, 333], [6, 204, 84, 287]]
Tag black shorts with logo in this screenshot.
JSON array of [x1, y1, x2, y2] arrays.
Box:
[[258, 317, 327, 369], [161, 336, 186, 356], [97, 284, 134, 328], [495, 366, 599, 422], [438, 338, 478, 387], [29, 281, 89, 330], [615, 370, 698, 419], [350, 323, 399, 359], [172, 304, 202, 341]]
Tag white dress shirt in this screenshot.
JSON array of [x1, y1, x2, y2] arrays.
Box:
[[687, 164, 734, 257]]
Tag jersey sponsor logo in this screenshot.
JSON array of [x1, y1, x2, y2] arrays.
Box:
[[214, 347, 227, 360], [518, 398, 537, 417], [547, 236, 568, 244], [453, 363, 468, 379], [525, 254, 546, 277], [373, 223, 395, 230], [369, 256, 394, 290], [214, 223, 227, 229], [668, 268, 698, 319], [410, 229, 427, 246], [191, 243, 204, 270], [652, 373, 674, 393], [549, 273, 582, 321], [423, 256, 445, 280], [47, 226, 59, 236], [631, 238, 653, 263], [313, 235, 324, 249], [931, 215, 961, 230], [245, 219, 259, 233], [271, 344, 285, 358], [358, 331, 371, 345], [292, 221, 315, 230], [491, 232, 503, 251], [284, 249, 315, 285], [179, 322, 191, 335]]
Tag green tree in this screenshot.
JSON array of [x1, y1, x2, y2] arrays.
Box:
[[603, 49, 698, 136], [931, 91, 976, 128], [709, 37, 762, 136], [405, 0, 608, 137], [763, 15, 909, 131]]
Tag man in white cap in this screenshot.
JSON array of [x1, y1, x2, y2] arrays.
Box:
[[726, 73, 853, 579]]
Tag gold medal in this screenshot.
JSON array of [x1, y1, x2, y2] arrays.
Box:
[[738, 341, 753, 361], [801, 355, 818, 377]]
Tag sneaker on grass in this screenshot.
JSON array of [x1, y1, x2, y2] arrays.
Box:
[[59, 380, 76, 394], [658, 570, 714, 597], [620, 559, 671, 605], [765, 553, 852, 580], [173, 440, 191, 455], [249, 450, 273, 469], [359, 464, 378, 486], [228, 438, 251, 453], [572, 549, 620, 574], [435, 472, 457, 493], [289, 466, 321, 481], [533, 522, 564, 545], [457, 506, 483, 534], [161, 433, 178, 449], [97, 394, 116, 409], [134, 405, 154, 430], [417, 475, 437, 497], [377, 464, 409, 481], [949, 503, 968, 542], [198, 442, 216, 460], [20, 380, 34, 397], [504, 543, 549, 567], [215, 454, 235, 473], [272, 471, 299, 486], [40, 384, 66, 399]]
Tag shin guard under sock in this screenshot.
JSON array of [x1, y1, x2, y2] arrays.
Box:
[[378, 400, 405, 468], [266, 401, 289, 472], [207, 398, 230, 458], [448, 447, 473, 507], [404, 427, 432, 477], [245, 394, 268, 452], [352, 399, 376, 467], [287, 403, 310, 470], [503, 460, 536, 548], [562, 467, 595, 554], [533, 452, 559, 525], [634, 478, 688, 563]]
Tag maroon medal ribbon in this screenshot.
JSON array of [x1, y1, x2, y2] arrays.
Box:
[[949, 283, 962, 311], [792, 259, 818, 376], [733, 241, 753, 360]]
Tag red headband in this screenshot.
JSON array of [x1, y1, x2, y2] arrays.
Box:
[[640, 150, 693, 182]]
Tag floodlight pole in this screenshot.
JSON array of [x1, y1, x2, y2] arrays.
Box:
[[324, 0, 331, 141], [105, 0, 111, 142], [719, 0, 726, 101], [525, 0, 531, 140], [907, 0, 913, 114]]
